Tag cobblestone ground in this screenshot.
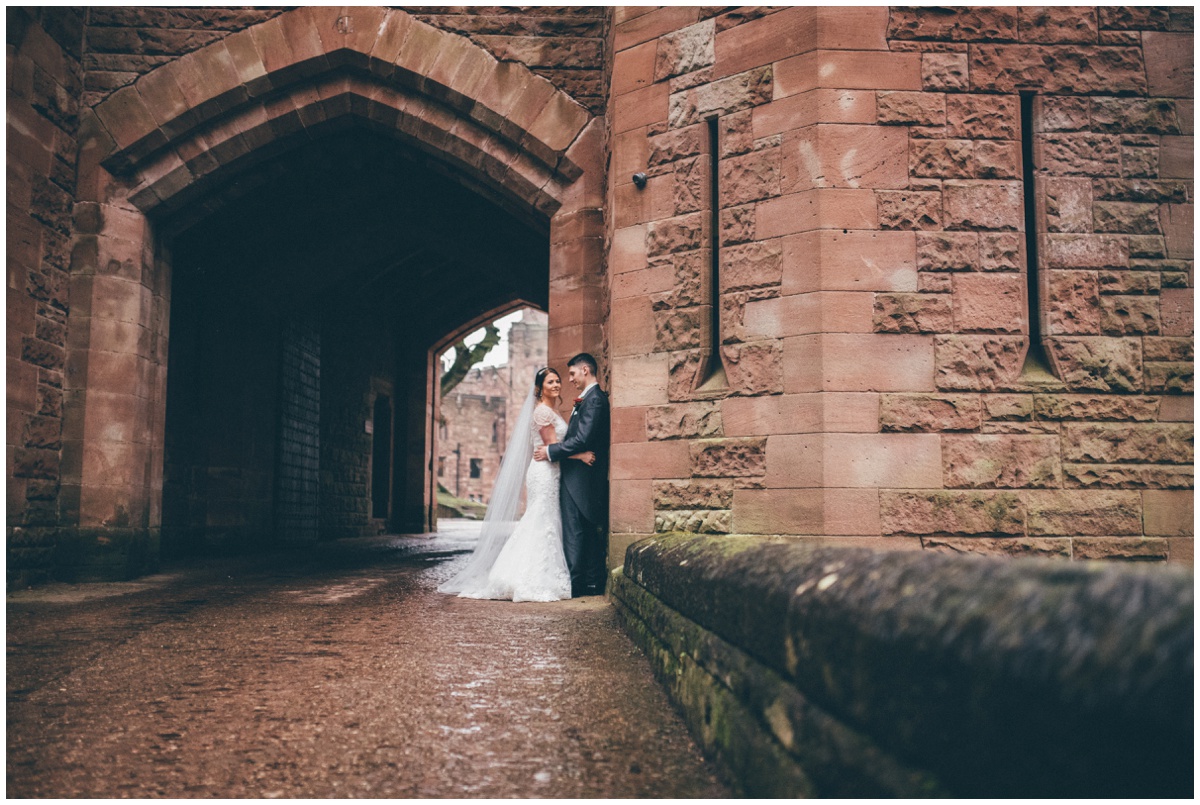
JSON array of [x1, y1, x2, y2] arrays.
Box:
[[6, 523, 731, 798]]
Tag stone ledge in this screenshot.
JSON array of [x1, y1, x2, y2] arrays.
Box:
[[614, 532, 1192, 797]]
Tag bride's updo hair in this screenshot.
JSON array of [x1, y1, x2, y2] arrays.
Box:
[[534, 366, 560, 399]]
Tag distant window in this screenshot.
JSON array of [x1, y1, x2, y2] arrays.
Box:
[[469, 458, 482, 479], [492, 421, 499, 444], [437, 457, 445, 477]]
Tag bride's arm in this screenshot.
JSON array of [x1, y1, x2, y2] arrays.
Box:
[[540, 425, 596, 465]]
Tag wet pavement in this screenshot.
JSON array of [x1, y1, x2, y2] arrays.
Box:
[[6, 522, 731, 798]]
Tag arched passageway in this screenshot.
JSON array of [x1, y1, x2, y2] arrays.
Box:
[[64, 7, 604, 573]]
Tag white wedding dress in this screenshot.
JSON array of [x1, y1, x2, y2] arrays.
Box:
[[455, 404, 572, 602]]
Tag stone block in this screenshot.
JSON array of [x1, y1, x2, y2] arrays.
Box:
[[655, 306, 708, 351], [946, 94, 1019, 140], [613, 81, 669, 134], [911, 139, 973, 179], [1144, 363, 1194, 395], [721, 340, 784, 396], [721, 147, 782, 206], [654, 19, 715, 81], [646, 402, 722, 441], [612, 39, 656, 96], [753, 89, 877, 137], [611, 406, 648, 444], [923, 537, 1071, 559], [1033, 394, 1159, 422], [1064, 464, 1193, 490], [824, 433, 944, 489], [720, 204, 756, 246], [943, 181, 1022, 231], [774, 50, 921, 97], [610, 296, 657, 356], [921, 52, 969, 92], [1142, 32, 1193, 97], [611, 354, 669, 408], [877, 91, 946, 126], [788, 334, 935, 394], [722, 241, 783, 292], [756, 189, 878, 237], [1097, 271, 1160, 296], [654, 509, 732, 535], [934, 335, 1026, 391], [980, 233, 1023, 272], [1093, 202, 1161, 235], [690, 437, 766, 478], [880, 394, 982, 432], [653, 479, 734, 511], [917, 232, 979, 272], [1044, 177, 1092, 233], [943, 435, 1062, 489], [877, 190, 942, 230], [1063, 423, 1193, 465], [1044, 234, 1129, 269], [647, 213, 705, 257], [610, 479, 654, 534], [1039, 133, 1121, 177], [970, 44, 1147, 95], [881, 490, 1026, 536], [1143, 490, 1193, 536], [1046, 270, 1101, 335], [611, 439, 691, 480], [984, 394, 1035, 420], [888, 7, 1019, 41], [1018, 7, 1099, 44], [671, 156, 708, 214], [1026, 490, 1142, 536], [785, 125, 909, 191], [731, 488, 823, 535], [1159, 288, 1193, 337], [784, 230, 918, 294], [1048, 337, 1142, 393], [1099, 295, 1160, 335], [720, 394, 823, 437], [1074, 537, 1170, 562], [953, 274, 1024, 334], [873, 293, 953, 334], [669, 66, 772, 128]]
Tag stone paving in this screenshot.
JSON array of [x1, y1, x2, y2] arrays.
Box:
[[6, 522, 730, 798]]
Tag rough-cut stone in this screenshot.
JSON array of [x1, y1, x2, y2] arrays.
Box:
[[881, 490, 1026, 536], [877, 190, 942, 230], [1044, 234, 1129, 269], [654, 19, 715, 81], [653, 479, 734, 510], [953, 274, 1023, 334], [654, 508, 732, 534], [943, 181, 1022, 231], [647, 213, 705, 256], [1044, 177, 1092, 234], [984, 394, 1034, 420], [1065, 464, 1193, 489], [1063, 423, 1194, 465], [1026, 490, 1142, 536], [1143, 337, 1192, 363], [921, 52, 968, 92], [1040, 96, 1090, 132], [719, 110, 754, 158], [923, 536, 1071, 559], [877, 91, 946, 126], [1127, 235, 1168, 259], [690, 437, 767, 478], [874, 293, 953, 334], [1092, 179, 1190, 204], [1098, 7, 1171, 31], [1097, 271, 1160, 295], [721, 204, 756, 245], [1090, 98, 1181, 135], [722, 241, 782, 291], [649, 124, 706, 167], [945, 94, 1019, 140], [1018, 7, 1099, 44], [656, 306, 708, 351], [1099, 295, 1160, 335], [1033, 394, 1160, 422], [911, 139, 972, 178], [888, 8, 1018, 42], [1073, 537, 1170, 561], [917, 232, 978, 272], [935, 336, 1026, 391], [668, 349, 706, 401], [1049, 337, 1142, 393], [943, 435, 1062, 489], [1046, 271, 1101, 335], [970, 45, 1147, 95], [721, 147, 781, 207], [647, 402, 722, 441], [973, 140, 1020, 179], [979, 234, 1022, 272], [1144, 362, 1194, 394], [1093, 202, 1161, 235], [880, 394, 982, 432], [1039, 133, 1121, 177], [669, 66, 772, 128], [672, 156, 707, 214], [721, 340, 783, 396]]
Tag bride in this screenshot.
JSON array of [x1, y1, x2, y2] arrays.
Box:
[[438, 367, 595, 602]]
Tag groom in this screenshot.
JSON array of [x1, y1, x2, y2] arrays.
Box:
[[533, 353, 609, 597]]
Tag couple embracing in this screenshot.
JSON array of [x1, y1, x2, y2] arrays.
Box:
[[439, 354, 610, 601]]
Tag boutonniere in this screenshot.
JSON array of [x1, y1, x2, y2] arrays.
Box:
[[573, 396, 584, 409]]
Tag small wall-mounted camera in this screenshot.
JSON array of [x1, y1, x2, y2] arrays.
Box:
[[632, 172, 648, 189]]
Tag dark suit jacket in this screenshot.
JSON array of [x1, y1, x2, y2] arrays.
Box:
[[547, 386, 609, 526]]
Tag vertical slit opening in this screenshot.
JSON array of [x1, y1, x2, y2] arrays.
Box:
[[698, 115, 728, 391], [1020, 91, 1055, 379]]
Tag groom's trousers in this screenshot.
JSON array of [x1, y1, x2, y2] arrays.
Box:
[[562, 500, 607, 594]]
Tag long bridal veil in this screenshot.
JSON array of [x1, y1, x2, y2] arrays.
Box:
[[437, 387, 537, 594]]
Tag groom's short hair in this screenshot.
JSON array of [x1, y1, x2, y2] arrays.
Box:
[[567, 352, 598, 377]]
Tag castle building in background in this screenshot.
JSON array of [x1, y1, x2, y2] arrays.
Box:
[[7, 6, 1193, 587]]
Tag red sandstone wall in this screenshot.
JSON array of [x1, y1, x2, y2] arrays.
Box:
[[7, 8, 86, 585], [79, 6, 606, 113], [605, 6, 1193, 565]]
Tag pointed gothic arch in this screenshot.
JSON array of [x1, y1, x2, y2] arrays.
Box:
[[65, 7, 606, 575]]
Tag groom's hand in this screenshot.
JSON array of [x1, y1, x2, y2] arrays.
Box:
[[533, 446, 549, 462]]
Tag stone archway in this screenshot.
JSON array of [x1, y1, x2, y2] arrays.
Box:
[[64, 7, 605, 577]]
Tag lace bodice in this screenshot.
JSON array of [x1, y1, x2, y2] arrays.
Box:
[[531, 404, 567, 449]]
